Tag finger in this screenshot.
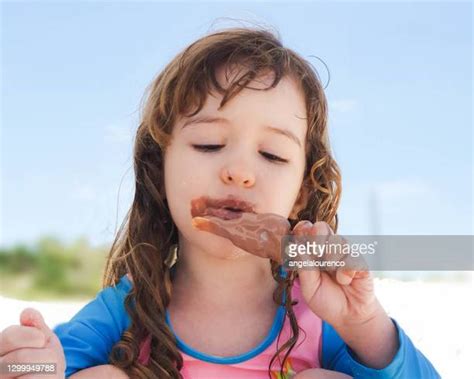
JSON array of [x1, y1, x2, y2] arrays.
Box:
[[312, 226, 339, 272], [338, 258, 370, 283], [310, 222, 334, 263], [290, 221, 314, 269], [289, 221, 336, 273], [0, 326, 46, 356], [329, 236, 369, 284], [297, 266, 321, 298], [292, 220, 313, 236], [292, 221, 334, 237], [312, 221, 334, 236], [336, 269, 357, 285], [19, 309, 53, 339]]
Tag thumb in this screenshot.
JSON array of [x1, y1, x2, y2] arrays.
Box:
[[20, 308, 53, 338], [297, 267, 322, 301], [336, 269, 357, 285]]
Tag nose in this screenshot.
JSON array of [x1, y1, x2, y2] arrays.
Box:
[[220, 164, 256, 188]]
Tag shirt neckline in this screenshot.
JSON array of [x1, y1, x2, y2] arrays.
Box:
[[165, 266, 288, 364], [122, 267, 289, 364], [165, 303, 286, 364]]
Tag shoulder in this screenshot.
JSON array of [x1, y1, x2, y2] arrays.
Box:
[[53, 274, 133, 376], [57, 274, 133, 332]]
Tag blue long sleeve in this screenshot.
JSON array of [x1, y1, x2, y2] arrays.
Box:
[[54, 275, 441, 378], [52, 276, 132, 377], [321, 318, 441, 378]]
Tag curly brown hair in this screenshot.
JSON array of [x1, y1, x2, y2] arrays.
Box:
[[103, 26, 341, 378]]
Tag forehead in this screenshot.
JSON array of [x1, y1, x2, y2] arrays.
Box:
[[181, 65, 308, 138]]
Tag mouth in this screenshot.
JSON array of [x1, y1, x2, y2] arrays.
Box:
[[204, 207, 244, 220], [191, 195, 256, 221]]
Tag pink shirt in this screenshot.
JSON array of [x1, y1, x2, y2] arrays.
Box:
[[138, 278, 322, 378]]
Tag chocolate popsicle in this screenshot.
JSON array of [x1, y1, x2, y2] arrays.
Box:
[[191, 196, 292, 263]]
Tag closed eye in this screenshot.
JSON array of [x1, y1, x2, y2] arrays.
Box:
[[192, 144, 288, 164], [192, 144, 224, 152], [260, 151, 289, 163]]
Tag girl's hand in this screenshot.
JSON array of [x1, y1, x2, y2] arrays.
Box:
[[291, 221, 399, 368], [291, 220, 380, 330], [192, 213, 378, 328], [0, 308, 66, 379], [192, 213, 398, 367]]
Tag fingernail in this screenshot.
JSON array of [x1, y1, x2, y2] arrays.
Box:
[[343, 269, 356, 277]]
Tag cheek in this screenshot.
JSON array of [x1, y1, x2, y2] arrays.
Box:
[[259, 169, 299, 211], [260, 155, 305, 185], [164, 145, 213, 226], [165, 145, 206, 191], [258, 164, 305, 214]]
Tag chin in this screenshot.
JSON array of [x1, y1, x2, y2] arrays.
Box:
[[196, 232, 251, 261]]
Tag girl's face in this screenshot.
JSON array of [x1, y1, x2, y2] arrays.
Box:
[[164, 69, 308, 259]]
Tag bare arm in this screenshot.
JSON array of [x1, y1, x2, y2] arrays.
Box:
[[294, 368, 352, 379], [68, 365, 129, 379]]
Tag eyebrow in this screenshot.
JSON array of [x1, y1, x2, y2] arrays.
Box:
[[181, 115, 302, 147]]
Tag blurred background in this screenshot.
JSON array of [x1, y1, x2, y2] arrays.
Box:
[[1, 1, 472, 378]]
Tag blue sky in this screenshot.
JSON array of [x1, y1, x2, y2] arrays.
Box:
[[1, 1, 472, 248]]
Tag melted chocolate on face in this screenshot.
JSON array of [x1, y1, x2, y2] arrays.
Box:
[[191, 196, 291, 263]]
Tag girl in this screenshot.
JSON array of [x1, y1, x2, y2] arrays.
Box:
[[0, 27, 440, 379]]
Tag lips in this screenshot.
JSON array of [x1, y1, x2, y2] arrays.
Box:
[[191, 195, 256, 221], [204, 207, 244, 220]]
